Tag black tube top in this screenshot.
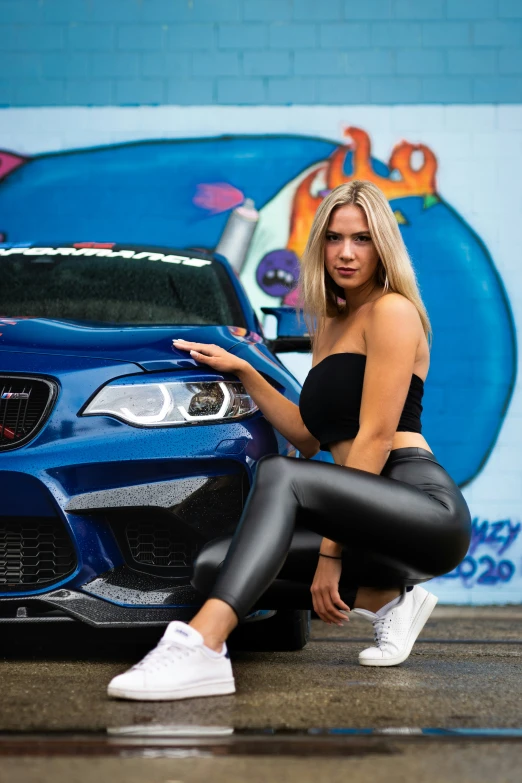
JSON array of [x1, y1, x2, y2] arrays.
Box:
[[299, 353, 424, 451]]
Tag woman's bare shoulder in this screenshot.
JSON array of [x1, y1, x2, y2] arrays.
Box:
[[367, 293, 421, 330], [364, 294, 422, 353]]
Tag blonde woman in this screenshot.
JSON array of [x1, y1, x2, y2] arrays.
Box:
[[108, 180, 471, 701]]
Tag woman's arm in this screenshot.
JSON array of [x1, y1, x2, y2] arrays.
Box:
[[172, 339, 320, 458], [237, 362, 320, 458], [345, 293, 421, 474]]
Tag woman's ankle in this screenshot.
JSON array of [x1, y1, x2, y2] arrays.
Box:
[[189, 598, 238, 652], [189, 620, 227, 652], [354, 587, 401, 614]]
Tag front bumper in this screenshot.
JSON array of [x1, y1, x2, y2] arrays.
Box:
[[0, 463, 251, 610], [0, 565, 199, 627], [0, 566, 313, 627], [0, 355, 293, 620]]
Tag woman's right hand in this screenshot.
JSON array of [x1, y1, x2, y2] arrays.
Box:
[[311, 556, 350, 626], [172, 339, 248, 375], [173, 338, 317, 459]]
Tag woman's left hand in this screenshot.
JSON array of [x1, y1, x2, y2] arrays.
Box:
[[310, 557, 350, 626]]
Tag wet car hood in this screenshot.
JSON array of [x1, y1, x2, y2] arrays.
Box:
[[0, 317, 251, 371]]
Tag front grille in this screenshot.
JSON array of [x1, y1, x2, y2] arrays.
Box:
[[126, 521, 201, 569], [0, 376, 56, 450], [0, 518, 77, 591]]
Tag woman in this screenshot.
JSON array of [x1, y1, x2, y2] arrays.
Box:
[[108, 180, 471, 701]]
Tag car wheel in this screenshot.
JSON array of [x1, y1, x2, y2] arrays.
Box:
[[229, 609, 311, 652]]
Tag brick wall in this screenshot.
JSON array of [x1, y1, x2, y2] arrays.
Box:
[[2, 0, 522, 106]]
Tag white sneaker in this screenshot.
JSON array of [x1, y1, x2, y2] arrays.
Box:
[[352, 586, 438, 667], [107, 621, 236, 701]]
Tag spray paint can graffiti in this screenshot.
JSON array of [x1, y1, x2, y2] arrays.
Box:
[[215, 198, 259, 273]]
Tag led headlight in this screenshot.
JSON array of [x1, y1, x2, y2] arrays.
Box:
[[83, 381, 258, 427]]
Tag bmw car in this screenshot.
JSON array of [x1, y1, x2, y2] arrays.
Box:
[[0, 242, 312, 650]]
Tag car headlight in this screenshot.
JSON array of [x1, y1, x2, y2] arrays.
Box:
[[83, 381, 258, 427]]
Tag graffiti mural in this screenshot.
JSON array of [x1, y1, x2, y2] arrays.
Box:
[[0, 106, 519, 603], [0, 125, 515, 489]]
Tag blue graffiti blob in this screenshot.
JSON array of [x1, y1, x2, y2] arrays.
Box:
[[0, 134, 516, 486], [0, 136, 336, 247], [389, 195, 516, 484]]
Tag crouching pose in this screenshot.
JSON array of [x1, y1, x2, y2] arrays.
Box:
[[108, 180, 471, 701]]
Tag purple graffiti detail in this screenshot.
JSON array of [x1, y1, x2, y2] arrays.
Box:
[[256, 249, 300, 299], [468, 519, 488, 555], [499, 521, 521, 554], [437, 518, 519, 588], [193, 182, 245, 214], [468, 518, 521, 556], [440, 555, 515, 588]]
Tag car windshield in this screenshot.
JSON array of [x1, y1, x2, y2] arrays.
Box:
[[0, 246, 246, 327]]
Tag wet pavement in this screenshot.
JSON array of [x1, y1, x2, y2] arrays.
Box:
[[1, 606, 522, 781], [4, 743, 522, 783]]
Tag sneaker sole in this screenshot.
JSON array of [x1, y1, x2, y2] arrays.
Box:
[[358, 592, 438, 667], [108, 678, 236, 701]]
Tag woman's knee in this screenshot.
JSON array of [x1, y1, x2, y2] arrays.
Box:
[[191, 536, 232, 596], [255, 454, 296, 487]]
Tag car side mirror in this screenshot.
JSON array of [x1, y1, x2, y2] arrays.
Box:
[[261, 306, 311, 353]]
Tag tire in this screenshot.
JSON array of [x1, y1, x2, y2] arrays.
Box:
[[229, 609, 311, 652]]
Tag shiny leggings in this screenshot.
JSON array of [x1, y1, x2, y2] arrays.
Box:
[[191, 448, 471, 620]]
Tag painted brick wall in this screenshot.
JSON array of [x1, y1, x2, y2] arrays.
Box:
[[2, 0, 522, 106]]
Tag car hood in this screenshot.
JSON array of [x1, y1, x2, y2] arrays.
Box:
[[0, 317, 252, 371]]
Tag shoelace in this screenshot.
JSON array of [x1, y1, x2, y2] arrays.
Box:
[[372, 615, 393, 646], [132, 639, 197, 674]]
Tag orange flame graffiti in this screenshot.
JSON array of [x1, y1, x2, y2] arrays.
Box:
[[287, 126, 438, 258]]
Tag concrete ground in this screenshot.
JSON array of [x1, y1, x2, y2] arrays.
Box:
[[1, 606, 522, 781]]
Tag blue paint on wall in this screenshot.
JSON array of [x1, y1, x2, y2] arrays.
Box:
[[0, 137, 335, 246], [391, 194, 516, 483]]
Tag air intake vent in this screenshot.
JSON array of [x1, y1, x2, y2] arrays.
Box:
[[126, 521, 200, 569], [0, 518, 77, 591], [0, 376, 56, 450], [110, 515, 203, 579]]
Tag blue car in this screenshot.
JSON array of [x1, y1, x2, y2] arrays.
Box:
[[0, 242, 311, 650]]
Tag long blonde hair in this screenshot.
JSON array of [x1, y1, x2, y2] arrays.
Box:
[[298, 180, 431, 344]]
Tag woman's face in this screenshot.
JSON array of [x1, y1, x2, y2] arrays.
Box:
[[324, 204, 381, 294]]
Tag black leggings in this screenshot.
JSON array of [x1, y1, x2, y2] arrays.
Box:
[[192, 448, 471, 620]]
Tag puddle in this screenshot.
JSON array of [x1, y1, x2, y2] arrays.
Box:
[[108, 724, 234, 738], [1, 725, 522, 758], [314, 637, 522, 645]]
